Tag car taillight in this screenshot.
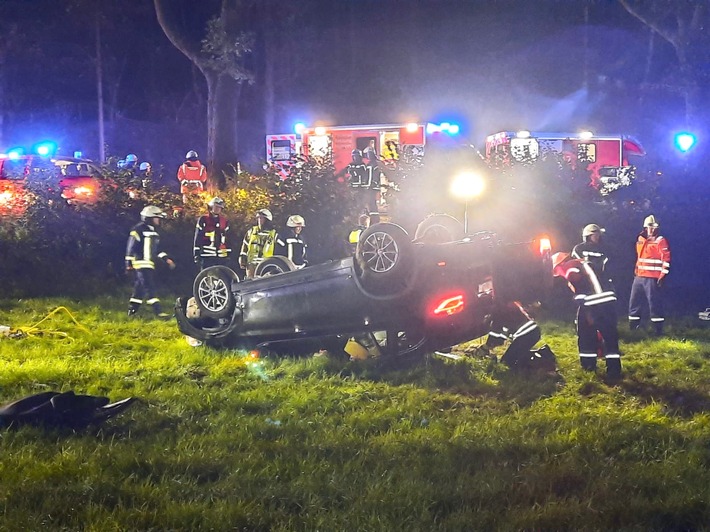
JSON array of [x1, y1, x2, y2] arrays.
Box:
[[432, 294, 465, 316], [74, 186, 94, 197]]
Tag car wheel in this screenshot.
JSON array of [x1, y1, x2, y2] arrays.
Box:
[[356, 223, 413, 294], [414, 214, 464, 243], [254, 256, 297, 278], [193, 266, 238, 319]]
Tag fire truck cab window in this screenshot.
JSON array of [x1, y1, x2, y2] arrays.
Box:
[[270, 139, 293, 162]]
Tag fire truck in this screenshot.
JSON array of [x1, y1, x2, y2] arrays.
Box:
[[266, 122, 427, 175], [484, 130, 646, 195]]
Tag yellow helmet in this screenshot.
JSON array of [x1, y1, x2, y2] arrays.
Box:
[[582, 224, 602, 238], [643, 215, 659, 228]]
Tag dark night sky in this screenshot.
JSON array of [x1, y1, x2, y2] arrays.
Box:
[[0, 0, 673, 162]]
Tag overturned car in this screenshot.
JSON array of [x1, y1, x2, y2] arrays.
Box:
[[175, 216, 552, 362]]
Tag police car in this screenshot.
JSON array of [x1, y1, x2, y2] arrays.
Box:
[[175, 215, 552, 362]]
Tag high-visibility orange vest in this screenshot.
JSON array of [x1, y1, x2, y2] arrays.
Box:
[[634, 233, 670, 280]]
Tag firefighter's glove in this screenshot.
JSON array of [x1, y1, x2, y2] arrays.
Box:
[[166, 259, 176, 270]]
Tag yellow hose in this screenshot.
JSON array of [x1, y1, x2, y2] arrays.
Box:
[[1, 306, 89, 340]]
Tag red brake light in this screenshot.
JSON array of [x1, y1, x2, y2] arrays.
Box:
[[432, 294, 465, 316]]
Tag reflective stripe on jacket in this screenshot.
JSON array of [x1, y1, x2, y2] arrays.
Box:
[[556, 258, 617, 307], [240, 226, 276, 266], [194, 214, 231, 258], [125, 222, 170, 270], [634, 233, 670, 279]]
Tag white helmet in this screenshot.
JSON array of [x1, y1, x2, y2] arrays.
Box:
[[582, 223, 603, 238], [139, 162, 151, 172], [125, 153, 138, 163], [208, 197, 225, 209], [256, 208, 272, 221], [140, 205, 167, 220], [287, 215, 305, 227], [643, 214, 659, 228], [185, 150, 199, 160]]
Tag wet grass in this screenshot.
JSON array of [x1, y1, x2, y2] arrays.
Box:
[[1, 297, 710, 530]]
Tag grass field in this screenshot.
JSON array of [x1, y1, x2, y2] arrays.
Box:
[[1, 297, 710, 531]]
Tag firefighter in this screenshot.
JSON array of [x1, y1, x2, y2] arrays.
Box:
[[347, 149, 367, 188], [193, 197, 232, 271], [239, 208, 277, 279], [275, 215, 308, 268], [629, 214, 671, 335], [382, 140, 399, 162], [177, 150, 208, 201], [125, 205, 176, 319], [138, 162, 153, 189], [347, 213, 370, 255], [485, 301, 555, 372], [552, 252, 621, 380], [124, 153, 138, 171], [572, 223, 608, 273]]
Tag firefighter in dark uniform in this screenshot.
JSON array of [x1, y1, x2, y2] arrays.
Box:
[[553, 251, 621, 380], [347, 149, 367, 188], [572, 224, 607, 272], [125, 205, 176, 318], [275, 215, 308, 268], [486, 301, 554, 371], [629, 214, 671, 335], [239, 208, 277, 279], [363, 141, 382, 216], [193, 197, 231, 270]]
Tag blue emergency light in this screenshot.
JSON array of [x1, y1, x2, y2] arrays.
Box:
[[674, 132, 696, 153], [426, 122, 461, 135], [33, 141, 57, 157], [7, 147, 24, 159]]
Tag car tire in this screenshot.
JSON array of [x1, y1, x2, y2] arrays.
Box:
[[254, 256, 297, 278], [414, 213, 464, 243], [356, 223, 413, 294], [193, 266, 238, 319]]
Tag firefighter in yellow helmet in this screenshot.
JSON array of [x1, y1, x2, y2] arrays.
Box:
[[629, 214, 671, 335], [553, 251, 621, 380]]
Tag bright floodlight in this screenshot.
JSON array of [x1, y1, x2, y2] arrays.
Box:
[[579, 130, 594, 140], [406, 122, 419, 133], [314, 126, 327, 136], [516, 130, 531, 139], [294, 122, 306, 135], [450, 171, 485, 200], [675, 132, 696, 152]]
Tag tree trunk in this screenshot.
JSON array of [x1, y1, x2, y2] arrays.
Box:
[[206, 73, 241, 189], [95, 12, 106, 163]]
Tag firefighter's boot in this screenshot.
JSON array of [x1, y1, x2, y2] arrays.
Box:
[[580, 355, 597, 372], [605, 357, 622, 383], [653, 321, 664, 336], [628, 317, 640, 331], [128, 305, 139, 317]]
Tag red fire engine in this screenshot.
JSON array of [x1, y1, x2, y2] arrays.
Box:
[[485, 130, 646, 195], [266, 122, 427, 175]]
